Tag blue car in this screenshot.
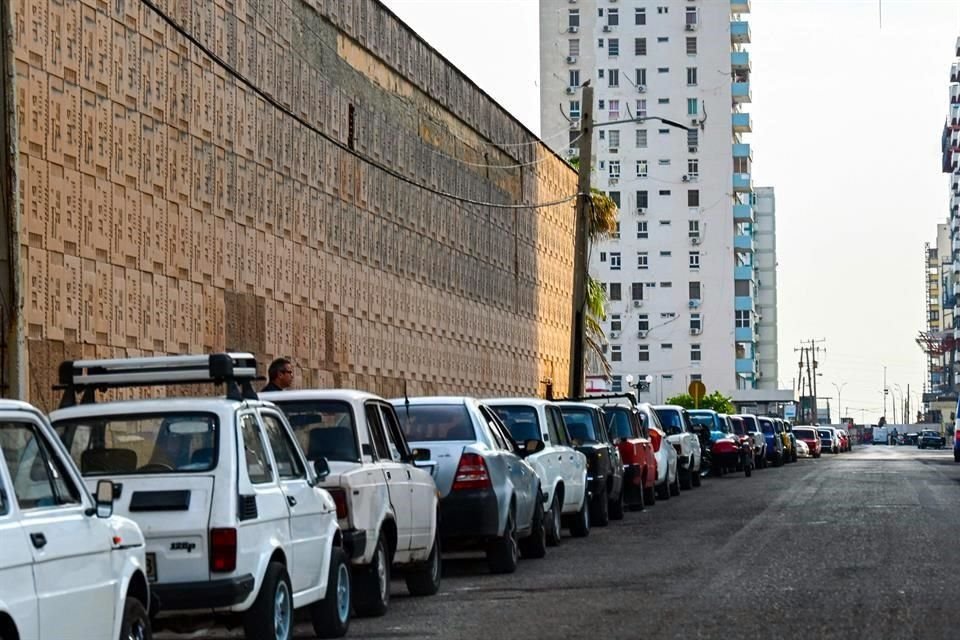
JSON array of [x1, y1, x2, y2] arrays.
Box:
[[758, 416, 784, 466]]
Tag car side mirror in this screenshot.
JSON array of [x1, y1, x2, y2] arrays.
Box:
[[95, 479, 115, 519], [313, 457, 331, 481], [523, 439, 546, 455], [411, 448, 431, 462]]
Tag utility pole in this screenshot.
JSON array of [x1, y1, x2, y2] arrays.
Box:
[[882, 365, 887, 421], [569, 83, 594, 398]]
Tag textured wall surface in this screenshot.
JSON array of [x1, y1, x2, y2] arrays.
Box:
[[10, 0, 577, 409]]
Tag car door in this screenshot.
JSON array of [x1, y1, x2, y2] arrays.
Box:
[[481, 406, 537, 529], [365, 402, 414, 554], [0, 452, 40, 640], [546, 406, 584, 512], [379, 404, 435, 554], [259, 409, 327, 595], [0, 418, 116, 640]]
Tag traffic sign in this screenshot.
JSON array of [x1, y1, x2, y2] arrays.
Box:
[[688, 380, 706, 407]]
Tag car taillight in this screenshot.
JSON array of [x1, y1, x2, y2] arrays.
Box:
[[328, 488, 349, 519], [210, 528, 237, 573], [650, 430, 662, 452], [452, 453, 492, 491]]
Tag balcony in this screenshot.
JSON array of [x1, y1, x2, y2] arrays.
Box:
[[733, 203, 753, 222], [735, 326, 755, 342], [732, 81, 752, 103], [956, 36, 960, 58], [732, 112, 752, 133], [735, 297, 754, 313], [734, 233, 755, 252], [733, 172, 752, 192], [733, 143, 752, 159], [731, 51, 751, 71], [953, 62, 960, 84], [731, 0, 751, 14], [731, 21, 751, 44], [952, 84, 960, 106], [736, 357, 756, 375], [734, 265, 754, 281]]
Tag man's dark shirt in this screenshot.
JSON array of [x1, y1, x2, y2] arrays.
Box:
[[261, 381, 282, 392]]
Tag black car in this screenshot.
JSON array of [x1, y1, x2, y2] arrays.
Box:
[[557, 401, 625, 525], [918, 430, 946, 449]]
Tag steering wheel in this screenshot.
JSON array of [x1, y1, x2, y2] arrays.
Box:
[[138, 463, 174, 472]]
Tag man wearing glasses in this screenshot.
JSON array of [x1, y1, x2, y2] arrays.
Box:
[[262, 357, 295, 392]]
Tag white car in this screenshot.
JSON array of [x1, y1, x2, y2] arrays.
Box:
[[486, 398, 589, 535], [51, 353, 351, 640], [263, 390, 441, 617], [0, 400, 151, 640], [653, 405, 703, 489], [795, 439, 811, 458], [638, 404, 679, 500]]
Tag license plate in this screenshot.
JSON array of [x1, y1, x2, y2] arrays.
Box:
[[146, 553, 157, 583]]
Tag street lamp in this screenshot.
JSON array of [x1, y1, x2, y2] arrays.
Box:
[[893, 384, 904, 425], [831, 382, 847, 424]]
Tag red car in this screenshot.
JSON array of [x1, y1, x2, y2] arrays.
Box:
[[792, 426, 822, 458], [728, 416, 755, 476], [836, 430, 850, 452], [600, 401, 658, 509]]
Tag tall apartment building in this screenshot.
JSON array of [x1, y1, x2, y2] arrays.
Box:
[[753, 187, 778, 390], [540, 0, 760, 400]]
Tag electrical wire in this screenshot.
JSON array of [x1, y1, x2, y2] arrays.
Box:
[[140, 0, 579, 211]]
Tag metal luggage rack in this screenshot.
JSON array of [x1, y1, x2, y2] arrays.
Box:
[[557, 392, 638, 407], [55, 352, 262, 408]]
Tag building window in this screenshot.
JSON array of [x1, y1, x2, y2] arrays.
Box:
[[608, 40, 620, 57], [687, 98, 698, 116], [734, 157, 750, 174], [608, 99, 620, 119], [613, 222, 621, 239], [635, 7, 646, 25], [599, 39, 604, 49], [661, 312, 676, 319], [685, 7, 699, 27], [691, 344, 702, 362], [687, 129, 699, 148], [637, 221, 648, 238], [688, 220, 700, 238], [686, 36, 697, 55], [657, 36, 669, 43], [689, 251, 700, 269], [658, 159, 671, 166], [657, 7, 669, 14], [569, 101, 581, 119], [569, 9, 580, 28], [690, 313, 702, 332], [610, 314, 622, 332], [635, 37, 647, 56], [662, 343, 673, 350], [660, 282, 672, 288], [610, 252, 621, 270], [636, 190, 649, 208], [686, 67, 698, 86], [608, 130, 620, 149], [659, 251, 671, 257], [569, 130, 579, 148], [658, 189, 671, 196], [609, 191, 621, 208], [569, 39, 580, 57], [608, 68, 620, 86], [659, 219, 671, 226], [735, 280, 752, 296], [609, 161, 621, 179], [688, 190, 700, 207], [610, 282, 622, 301], [636, 99, 647, 117], [611, 345, 622, 362], [689, 281, 701, 300], [611, 375, 623, 392], [636, 160, 648, 177], [631, 282, 644, 300], [608, 8, 619, 26], [636, 129, 648, 148], [637, 252, 648, 269], [691, 374, 702, 382], [569, 69, 580, 87], [635, 68, 647, 86], [639, 345, 650, 361], [638, 314, 649, 331], [735, 310, 751, 328], [688, 158, 699, 177]]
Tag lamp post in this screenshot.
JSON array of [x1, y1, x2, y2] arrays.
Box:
[[831, 382, 847, 424], [893, 384, 904, 425]]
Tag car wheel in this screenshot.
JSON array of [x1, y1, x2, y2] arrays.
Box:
[[405, 527, 441, 597], [775, 452, 784, 467], [608, 483, 625, 520], [679, 464, 693, 490], [692, 462, 702, 487], [591, 483, 610, 527], [656, 477, 670, 500], [486, 507, 519, 574], [310, 546, 351, 639], [120, 596, 151, 640], [568, 494, 590, 537], [353, 534, 390, 617], [519, 495, 547, 559], [244, 562, 294, 640], [954, 451, 960, 462], [670, 468, 681, 496], [546, 492, 563, 546], [643, 474, 657, 505], [744, 461, 752, 478]]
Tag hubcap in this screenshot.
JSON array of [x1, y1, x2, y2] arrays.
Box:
[[127, 618, 146, 640], [508, 513, 518, 563], [336, 562, 350, 623], [552, 502, 561, 536], [274, 580, 291, 640], [376, 544, 388, 602], [430, 541, 441, 582]]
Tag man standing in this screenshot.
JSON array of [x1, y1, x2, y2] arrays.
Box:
[[262, 358, 294, 392]]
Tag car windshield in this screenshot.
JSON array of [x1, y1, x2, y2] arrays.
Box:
[[690, 412, 722, 432], [794, 428, 816, 439], [603, 407, 635, 440], [922, 431, 939, 437], [742, 416, 758, 432], [655, 409, 684, 435], [730, 419, 746, 436], [271, 399, 359, 462], [490, 406, 542, 442], [759, 419, 775, 434], [818, 430, 832, 438], [396, 404, 475, 442], [560, 408, 603, 444], [54, 413, 218, 475]]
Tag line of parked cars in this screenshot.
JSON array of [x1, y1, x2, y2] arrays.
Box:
[[0, 353, 825, 640]]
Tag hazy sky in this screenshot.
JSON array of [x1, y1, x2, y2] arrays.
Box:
[[382, 0, 960, 423]]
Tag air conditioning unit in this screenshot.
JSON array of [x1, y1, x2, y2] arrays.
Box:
[[566, 55, 578, 64], [602, 25, 612, 32], [688, 146, 698, 153], [633, 300, 643, 307], [636, 85, 647, 93], [690, 328, 701, 335], [609, 177, 619, 185], [565, 148, 577, 158], [685, 23, 697, 31], [691, 236, 701, 245], [565, 86, 577, 95], [610, 331, 621, 339], [638, 330, 648, 338], [636, 207, 647, 215], [681, 175, 690, 183], [690, 118, 700, 125], [569, 119, 580, 129], [688, 299, 701, 308], [568, 26, 579, 33]]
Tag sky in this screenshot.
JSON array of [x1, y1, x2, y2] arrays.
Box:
[[382, 0, 960, 424]]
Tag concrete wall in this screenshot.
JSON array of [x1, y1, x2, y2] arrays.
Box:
[[7, 0, 577, 409]]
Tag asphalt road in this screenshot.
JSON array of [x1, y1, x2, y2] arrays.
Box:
[[160, 444, 960, 640]]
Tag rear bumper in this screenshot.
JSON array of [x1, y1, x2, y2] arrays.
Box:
[[439, 490, 501, 541], [152, 575, 255, 611], [343, 528, 367, 560]]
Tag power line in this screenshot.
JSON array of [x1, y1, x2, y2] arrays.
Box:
[[140, 0, 579, 211]]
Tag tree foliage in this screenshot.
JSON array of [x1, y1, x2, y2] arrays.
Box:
[[664, 391, 736, 414]]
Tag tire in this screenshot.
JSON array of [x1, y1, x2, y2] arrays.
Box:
[[310, 547, 351, 639], [546, 492, 563, 546], [591, 484, 610, 527], [627, 481, 646, 511], [353, 534, 390, 617], [405, 530, 441, 597], [244, 562, 294, 640], [519, 496, 547, 559], [568, 494, 590, 538], [120, 596, 151, 640], [713, 462, 724, 477], [775, 452, 784, 467], [486, 507, 519, 574], [643, 479, 657, 505], [954, 451, 960, 462], [656, 478, 670, 500], [670, 468, 681, 496], [679, 465, 693, 490], [608, 483, 625, 520], [692, 462, 702, 487], [744, 462, 752, 478]]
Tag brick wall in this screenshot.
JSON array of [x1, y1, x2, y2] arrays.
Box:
[[9, 0, 576, 410]]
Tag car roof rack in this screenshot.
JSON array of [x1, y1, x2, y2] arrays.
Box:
[[557, 393, 637, 408], [55, 353, 261, 408]]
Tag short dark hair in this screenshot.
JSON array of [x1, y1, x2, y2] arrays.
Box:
[[268, 357, 292, 381]]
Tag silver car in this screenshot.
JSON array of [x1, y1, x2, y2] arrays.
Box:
[[391, 397, 548, 574]]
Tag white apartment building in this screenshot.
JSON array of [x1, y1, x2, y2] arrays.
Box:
[[753, 187, 778, 390], [540, 0, 759, 400]]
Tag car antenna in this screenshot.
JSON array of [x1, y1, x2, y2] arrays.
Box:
[[403, 379, 410, 418]]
